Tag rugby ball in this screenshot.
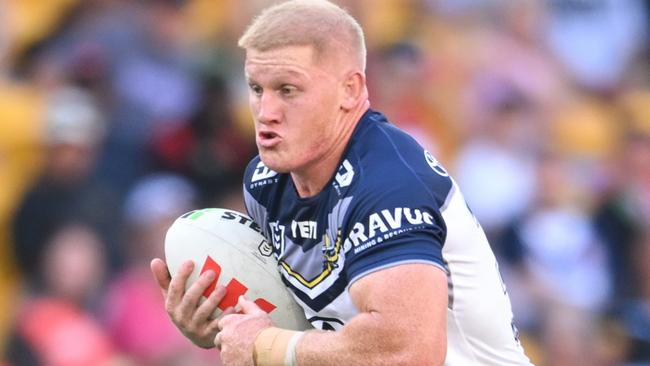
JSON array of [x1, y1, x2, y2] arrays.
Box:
[[164, 208, 311, 331]]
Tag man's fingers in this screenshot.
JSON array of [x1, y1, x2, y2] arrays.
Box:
[[166, 260, 195, 308], [194, 285, 227, 323], [179, 271, 218, 320], [237, 295, 265, 315], [150, 258, 171, 294]]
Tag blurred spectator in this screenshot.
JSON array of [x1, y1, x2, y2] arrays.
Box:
[[11, 85, 122, 282], [619, 233, 650, 364], [151, 74, 256, 206], [450, 2, 564, 239], [25, 0, 201, 195], [96, 0, 200, 195], [103, 173, 216, 365], [4, 222, 130, 366], [110, 0, 198, 131], [543, 0, 648, 91], [0, 49, 45, 355], [453, 87, 539, 239], [593, 94, 650, 301], [593, 92, 650, 364], [367, 42, 446, 157], [499, 154, 611, 366]]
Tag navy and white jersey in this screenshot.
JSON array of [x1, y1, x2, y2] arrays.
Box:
[[243, 109, 533, 365]]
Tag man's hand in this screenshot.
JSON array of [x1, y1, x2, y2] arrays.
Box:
[[151, 258, 235, 349], [215, 296, 274, 366]]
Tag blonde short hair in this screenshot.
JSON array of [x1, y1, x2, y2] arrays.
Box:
[[238, 0, 366, 71]]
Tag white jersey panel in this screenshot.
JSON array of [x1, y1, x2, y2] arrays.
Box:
[[442, 182, 533, 365]]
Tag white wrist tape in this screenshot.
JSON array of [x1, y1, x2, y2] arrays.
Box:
[[284, 331, 304, 366]]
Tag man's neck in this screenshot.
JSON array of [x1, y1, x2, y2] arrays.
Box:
[[291, 101, 370, 198]]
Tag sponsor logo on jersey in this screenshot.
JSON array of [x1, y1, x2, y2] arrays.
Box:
[[291, 220, 317, 239], [252, 161, 278, 181], [334, 159, 354, 188], [344, 207, 435, 253], [251, 161, 279, 188], [424, 150, 449, 177]]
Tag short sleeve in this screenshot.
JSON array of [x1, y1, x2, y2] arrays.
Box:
[[342, 179, 448, 284]]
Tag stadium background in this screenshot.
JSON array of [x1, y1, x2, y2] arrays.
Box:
[[0, 0, 649, 365]]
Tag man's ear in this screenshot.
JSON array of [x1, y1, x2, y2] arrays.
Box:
[[341, 72, 367, 111]]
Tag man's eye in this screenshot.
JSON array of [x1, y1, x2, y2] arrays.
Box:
[[250, 84, 263, 96], [280, 85, 296, 96]]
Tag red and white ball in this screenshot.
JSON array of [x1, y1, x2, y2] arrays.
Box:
[[164, 208, 311, 330]]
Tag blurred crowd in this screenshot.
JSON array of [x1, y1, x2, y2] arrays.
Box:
[[0, 0, 648, 365]]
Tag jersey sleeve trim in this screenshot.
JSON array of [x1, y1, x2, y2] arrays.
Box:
[[347, 259, 447, 288], [346, 237, 446, 283], [439, 180, 457, 213]]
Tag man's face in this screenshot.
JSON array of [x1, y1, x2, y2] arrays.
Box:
[[245, 45, 343, 173]]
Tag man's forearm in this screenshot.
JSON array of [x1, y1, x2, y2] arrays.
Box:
[[251, 265, 448, 366], [292, 313, 443, 366]]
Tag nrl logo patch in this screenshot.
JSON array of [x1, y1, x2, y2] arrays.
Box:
[[258, 239, 273, 257], [268, 221, 286, 257]]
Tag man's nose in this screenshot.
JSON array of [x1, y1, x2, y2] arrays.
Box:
[[257, 92, 281, 125]]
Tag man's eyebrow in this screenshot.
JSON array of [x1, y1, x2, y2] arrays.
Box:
[[279, 68, 309, 78], [246, 63, 310, 77], [246, 70, 309, 86]]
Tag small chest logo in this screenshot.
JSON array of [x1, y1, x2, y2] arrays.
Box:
[[424, 150, 449, 177], [252, 161, 278, 182], [334, 159, 354, 188]]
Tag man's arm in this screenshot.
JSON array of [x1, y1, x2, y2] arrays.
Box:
[[296, 263, 447, 365], [217, 263, 448, 365]]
